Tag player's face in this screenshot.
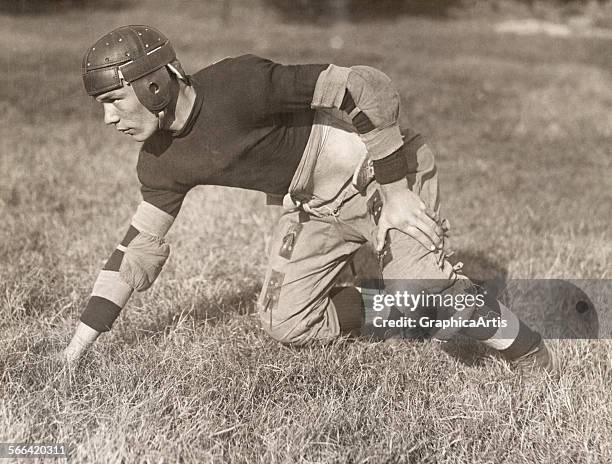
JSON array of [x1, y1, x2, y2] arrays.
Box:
[[95, 83, 158, 142]]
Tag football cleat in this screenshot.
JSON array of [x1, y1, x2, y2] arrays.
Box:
[[510, 339, 557, 377]]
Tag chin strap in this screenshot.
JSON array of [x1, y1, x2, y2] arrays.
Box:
[[157, 76, 181, 130]]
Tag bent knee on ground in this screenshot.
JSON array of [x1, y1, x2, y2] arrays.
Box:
[[258, 303, 340, 346], [260, 320, 310, 345]]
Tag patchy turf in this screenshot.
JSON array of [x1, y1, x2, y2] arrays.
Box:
[[1, 0, 611, 462]]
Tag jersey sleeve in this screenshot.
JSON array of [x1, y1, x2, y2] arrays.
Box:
[[236, 55, 408, 161], [232, 54, 328, 118], [79, 187, 185, 332]]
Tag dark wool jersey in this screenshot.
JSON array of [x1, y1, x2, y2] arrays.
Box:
[[138, 55, 328, 210]]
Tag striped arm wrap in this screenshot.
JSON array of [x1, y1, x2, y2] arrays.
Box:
[[80, 199, 179, 332], [131, 200, 175, 237], [91, 270, 133, 307]]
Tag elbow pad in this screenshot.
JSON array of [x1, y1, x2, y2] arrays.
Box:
[[119, 232, 170, 291], [347, 66, 404, 159], [312, 64, 403, 160], [346, 66, 400, 129]]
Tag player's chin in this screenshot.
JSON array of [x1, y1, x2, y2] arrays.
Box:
[[132, 127, 158, 142], [130, 131, 151, 142]]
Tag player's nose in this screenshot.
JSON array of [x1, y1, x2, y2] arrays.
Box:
[[103, 103, 120, 125]]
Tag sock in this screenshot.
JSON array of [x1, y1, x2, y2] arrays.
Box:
[[331, 286, 364, 337], [332, 284, 542, 354], [461, 299, 541, 360], [333, 285, 428, 340]]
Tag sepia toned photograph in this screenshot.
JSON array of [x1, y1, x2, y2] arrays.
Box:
[[1, 0, 611, 462]]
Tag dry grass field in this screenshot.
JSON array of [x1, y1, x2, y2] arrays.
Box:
[[1, 1, 611, 462]]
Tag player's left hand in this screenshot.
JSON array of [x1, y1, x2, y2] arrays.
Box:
[[375, 180, 443, 252], [60, 345, 83, 366]]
